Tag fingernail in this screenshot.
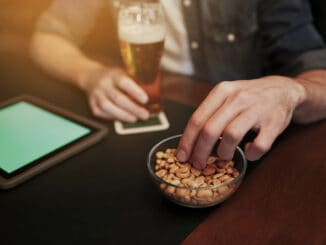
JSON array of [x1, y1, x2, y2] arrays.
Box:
[[140, 94, 149, 104], [193, 161, 203, 170], [176, 149, 187, 162], [141, 111, 150, 120], [127, 116, 137, 123]]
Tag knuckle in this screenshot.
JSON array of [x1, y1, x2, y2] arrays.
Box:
[[189, 115, 202, 130], [97, 99, 106, 111], [201, 125, 217, 142], [92, 109, 101, 117], [215, 81, 233, 94], [109, 91, 121, 104], [233, 90, 250, 105], [98, 75, 112, 88], [223, 126, 241, 144], [116, 77, 126, 88]]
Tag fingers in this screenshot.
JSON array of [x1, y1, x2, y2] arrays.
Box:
[[244, 119, 283, 161], [90, 92, 137, 123], [116, 75, 149, 104], [217, 109, 259, 160], [87, 68, 151, 122], [102, 82, 150, 120], [177, 82, 233, 163], [189, 96, 246, 169], [177, 76, 297, 167]]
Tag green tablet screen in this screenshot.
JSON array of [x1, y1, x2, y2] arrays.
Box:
[[0, 101, 91, 174]]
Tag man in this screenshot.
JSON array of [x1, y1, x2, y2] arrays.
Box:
[[30, 0, 326, 169]]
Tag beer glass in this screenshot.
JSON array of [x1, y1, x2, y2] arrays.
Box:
[[118, 0, 165, 114]]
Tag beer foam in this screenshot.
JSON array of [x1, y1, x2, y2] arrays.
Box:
[[119, 24, 165, 44]]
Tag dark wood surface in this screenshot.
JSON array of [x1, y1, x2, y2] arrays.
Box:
[[162, 74, 211, 108], [1, 53, 326, 245], [182, 120, 326, 244]]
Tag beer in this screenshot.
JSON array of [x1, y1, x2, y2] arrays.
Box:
[[118, 3, 165, 114], [120, 39, 164, 113]]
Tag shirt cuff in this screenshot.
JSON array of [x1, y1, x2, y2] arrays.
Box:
[[280, 48, 326, 76]]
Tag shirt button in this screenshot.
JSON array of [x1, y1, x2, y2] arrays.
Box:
[[183, 0, 192, 7], [190, 41, 199, 50], [227, 33, 236, 43]]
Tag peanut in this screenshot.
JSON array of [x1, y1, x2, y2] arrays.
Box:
[[175, 188, 190, 198], [156, 169, 167, 178], [156, 151, 165, 159], [167, 157, 175, 163], [197, 189, 213, 197], [166, 186, 176, 195], [190, 167, 201, 177], [202, 166, 216, 176], [169, 164, 179, 174], [207, 156, 218, 165], [175, 167, 190, 179]]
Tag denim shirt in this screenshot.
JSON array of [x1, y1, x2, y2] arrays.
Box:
[[181, 0, 326, 83], [36, 0, 326, 84]]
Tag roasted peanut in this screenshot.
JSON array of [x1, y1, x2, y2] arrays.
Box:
[[202, 166, 216, 176], [213, 173, 224, 179], [169, 164, 179, 174], [175, 167, 190, 179], [156, 169, 167, 178], [167, 157, 175, 163], [197, 189, 213, 197], [218, 185, 229, 194], [160, 183, 167, 190], [181, 178, 193, 187], [175, 188, 190, 198], [207, 156, 218, 165], [166, 186, 176, 195], [219, 175, 233, 183], [225, 160, 234, 168], [216, 167, 226, 174], [190, 167, 201, 177], [216, 161, 227, 169], [232, 170, 240, 178], [226, 167, 234, 174], [169, 179, 181, 186], [156, 151, 165, 159]]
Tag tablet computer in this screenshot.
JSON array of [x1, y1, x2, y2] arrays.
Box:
[[0, 95, 108, 189]]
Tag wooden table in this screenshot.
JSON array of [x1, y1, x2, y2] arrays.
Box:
[[1, 54, 326, 245]]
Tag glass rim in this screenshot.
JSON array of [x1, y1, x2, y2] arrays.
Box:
[[147, 134, 248, 190]]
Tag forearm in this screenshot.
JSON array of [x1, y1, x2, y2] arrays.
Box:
[[293, 70, 326, 124], [30, 32, 105, 91]]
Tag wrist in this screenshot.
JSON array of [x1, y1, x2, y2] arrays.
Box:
[[74, 61, 107, 91], [291, 77, 308, 108], [285, 76, 308, 110]]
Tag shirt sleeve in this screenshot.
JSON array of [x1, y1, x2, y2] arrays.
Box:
[[35, 0, 106, 46], [258, 0, 326, 76]]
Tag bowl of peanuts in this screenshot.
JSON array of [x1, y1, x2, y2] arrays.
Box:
[[147, 135, 247, 208]]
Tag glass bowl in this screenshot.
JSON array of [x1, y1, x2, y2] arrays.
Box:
[[147, 134, 247, 208]]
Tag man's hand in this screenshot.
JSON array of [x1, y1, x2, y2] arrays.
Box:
[[176, 76, 306, 169], [82, 67, 150, 122]]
